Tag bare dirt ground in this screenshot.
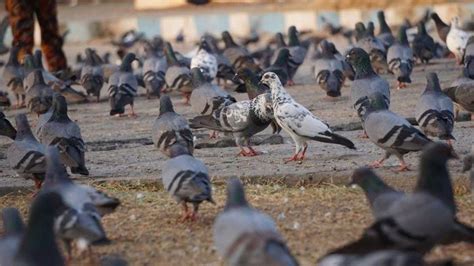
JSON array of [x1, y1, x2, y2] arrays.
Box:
[[0, 43, 473, 265]]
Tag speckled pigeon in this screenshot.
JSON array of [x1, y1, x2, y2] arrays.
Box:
[[416, 73, 454, 142], [191, 38, 218, 82], [7, 114, 46, 189], [0, 111, 16, 139], [313, 40, 345, 97], [387, 26, 414, 89], [152, 95, 194, 157], [2, 46, 25, 108], [260, 72, 355, 163], [81, 48, 104, 102], [161, 144, 214, 221], [363, 92, 431, 171], [412, 22, 436, 64], [38, 94, 88, 176], [213, 178, 298, 266], [108, 53, 138, 117]]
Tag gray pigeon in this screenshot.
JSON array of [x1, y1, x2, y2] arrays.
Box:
[[152, 95, 194, 157], [326, 143, 458, 255], [41, 146, 117, 258], [2, 46, 25, 108], [464, 36, 474, 79], [7, 114, 47, 189], [260, 72, 355, 163], [164, 42, 193, 103], [351, 166, 474, 246], [38, 94, 88, 176], [213, 178, 298, 266], [354, 22, 387, 74], [0, 111, 16, 139], [10, 191, 66, 266], [281, 26, 307, 85], [108, 53, 138, 117], [81, 48, 104, 102], [191, 38, 218, 82], [387, 26, 414, 89], [363, 92, 431, 171], [412, 22, 436, 64], [415, 73, 454, 142], [443, 66, 474, 118], [376, 11, 395, 49], [313, 40, 345, 97], [222, 31, 261, 73], [319, 250, 424, 266], [142, 43, 167, 98], [0, 208, 25, 266], [161, 144, 214, 221], [345, 47, 390, 120], [190, 92, 274, 156], [25, 69, 54, 116]]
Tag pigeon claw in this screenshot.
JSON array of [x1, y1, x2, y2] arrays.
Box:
[[285, 154, 301, 163], [287, 80, 295, 86]]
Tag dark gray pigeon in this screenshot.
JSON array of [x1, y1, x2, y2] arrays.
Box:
[[319, 250, 424, 266], [0, 111, 17, 139], [38, 94, 88, 176], [345, 48, 390, 121], [387, 26, 414, 89], [262, 48, 290, 86], [190, 38, 218, 82], [464, 36, 474, 79], [313, 40, 345, 97], [142, 43, 167, 99], [108, 53, 138, 117], [2, 46, 25, 107], [0, 208, 25, 266], [416, 73, 454, 142], [327, 143, 458, 255], [11, 191, 66, 266], [41, 146, 117, 258], [152, 95, 194, 157], [443, 66, 474, 117], [376, 11, 395, 49], [412, 22, 436, 64], [363, 92, 431, 171], [282, 26, 307, 85], [213, 178, 298, 266], [164, 42, 193, 103], [81, 48, 104, 102], [161, 144, 214, 221], [190, 92, 274, 156], [7, 114, 46, 189], [25, 69, 54, 116], [221, 31, 261, 73]]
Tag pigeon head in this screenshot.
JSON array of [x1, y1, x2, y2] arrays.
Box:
[[397, 25, 409, 45], [164, 42, 180, 65], [222, 31, 237, 48], [288, 25, 300, 46], [159, 95, 175, 115], [168, 143, 192, 158], [0, 112, 17, 140], [354, 22, 366, 41], [120, 53, 136, 72], [319, 40, 335, 57], [425, 72, 442, 92], [33, 50, 44, 70], [366, 22, 375, 37], [14, 114, 34, 141], [225, 177, 249, 210], [259, 72, 282, 89], [350, 167, 394, 200], [191, 67, 207, 88], [198, 38, 213, 53], [2, 207, 25, 235], [367, 92, 388, 112], [377, 11, 392, 34], [275, 32, 287, 48], [42, 146, 72, 187], [345, 48, 374, 78]]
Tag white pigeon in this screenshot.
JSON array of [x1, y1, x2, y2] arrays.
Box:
[[260, 72, 355, 162], [190, 39, 217, 82], [446, 17, 474, 64]]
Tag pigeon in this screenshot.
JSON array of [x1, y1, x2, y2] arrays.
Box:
[[25, 69, 54, 116], [108, 53, 138, 117], [314, 41, 354, 81], [0, 111, 16, 139], [464, 36, 474, 79], [164, 42, 193, 102], [81, 48, 104, 102], [351, 166, 474, 246], [443, 66, 474, 117], [387, 26, 414, 89], [10, 191, 66, 266], [327, 143, 458, 255], [213, 178, 298, 266], [284, 26, 308, 85], [262, 48, 290, 86], [7, 114, 47, 188], [319, 250, 424, 266], [0, 208, 25, 266], [2, 46, 25, 108], [189, 67, 236, 116], [354, 22, 387, 73], [190, 38, 218, 82], [222, 31, 260, 73], [345, 47, 390, 120], [313, 40, 345, 97], [38, 94, 89, 176], [376, 11, 395, 49], [0, 15, 9, 55], [446, 17, 473, 64], [142, 43, 167, 99], [152, 95, 194, 157], [416, 73, 454, 142], [260, 72, 355, 162], [161, 144, 214, 221], [363, 92, 431, 171], [431, 12, 450, 43], [412, 22, 436, 64], [41, 146, 118, 257], [190, 92, 274, 156]]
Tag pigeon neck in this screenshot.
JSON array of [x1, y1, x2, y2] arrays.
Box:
[[250, 94, 273, 123], [223, 33, 238, 48], [244, 74, 266, 98], [23, 56, 37, 73], [7, 47, 20, 66], [425, 74, 442, 92], [288, 28, 300, 46], [225, 183, 249, 210], [191, 69, 206, 88], [120, 54, 134, 72], [34, 51, 44, 70], [274, 51, 289, 67], [85, 49, 99, 66], [275, 33, 287, 48], [353, 59, 376, 79], [15, 115, 36, 141], [397, 27, 409, 45], [418, 23, 427, 35], [32, 70, 46, 86], [159, 97, 174, 115], [359, 175, 394, 205], [378, 14, 392, 34], [50, 99, 71, 123], [165, 44, 179, 66], [2, 208, 25, 235]]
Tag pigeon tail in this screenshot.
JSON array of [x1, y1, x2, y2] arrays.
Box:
[[311, 131, 356, 150], [440, 220, 474, 245]]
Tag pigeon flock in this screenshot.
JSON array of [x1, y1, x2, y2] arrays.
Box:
[[0, 9, 473, 266]]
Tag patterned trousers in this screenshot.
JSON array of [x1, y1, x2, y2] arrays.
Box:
[[5, 0, 67, 72]]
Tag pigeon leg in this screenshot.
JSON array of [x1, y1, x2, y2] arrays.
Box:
[[128, 105, 138, 118], [237, 147, 256, 157], [96, 95, 100, 103], [370, 152, 390, 168], [285, 153, 300, 163], [298, 145, 308, 160], [20, 95, 26, 108], [64, 239, 73, 264], [182, 92, 191, 105], [395, 156, 410, 172], [190, 203, 199, 222], [33, 176, 43, 190], [287, 80, 295, 86], [358, 130, 369, 139], [209, 131, 218, 139], [247, 146, 262, 156], [180, 202, 191, 222]]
